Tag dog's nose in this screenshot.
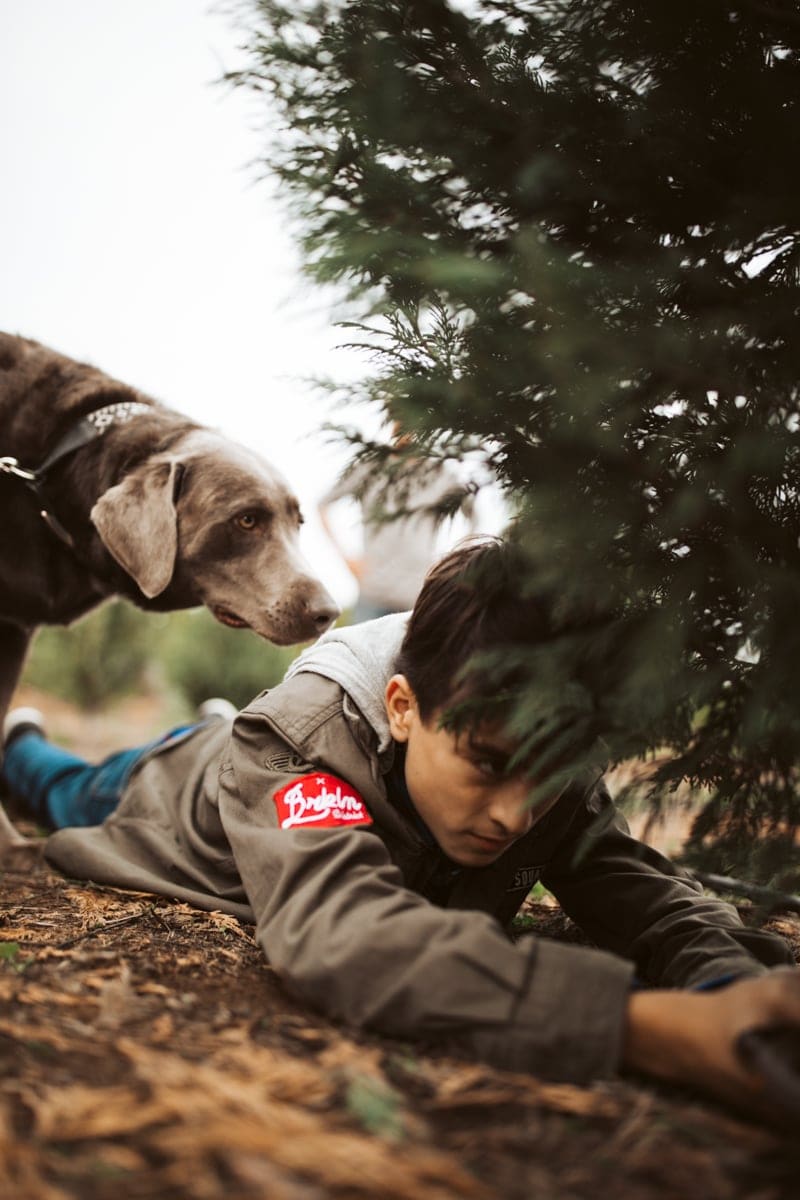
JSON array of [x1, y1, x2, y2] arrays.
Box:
[[306, 598, 339, 634]]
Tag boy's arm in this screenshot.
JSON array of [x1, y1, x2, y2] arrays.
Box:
[[541, 786, 793, 986]]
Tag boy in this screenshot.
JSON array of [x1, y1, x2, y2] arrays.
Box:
[[2, 539, 798, 1115]]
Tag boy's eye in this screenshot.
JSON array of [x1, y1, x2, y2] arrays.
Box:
[[473, 757, 506, 779]]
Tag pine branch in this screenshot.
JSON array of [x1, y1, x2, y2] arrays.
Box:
[[690, 871, 800, 915]]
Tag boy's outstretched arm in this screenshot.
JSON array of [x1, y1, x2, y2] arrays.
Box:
[[623, 968, 800, 1119]]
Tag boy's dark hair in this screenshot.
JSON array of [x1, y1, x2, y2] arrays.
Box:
[[396, 537, 552, 724]]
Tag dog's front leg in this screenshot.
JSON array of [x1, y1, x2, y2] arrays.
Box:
[[0, 619, 32, 728], [0, 620, 40, 857], [0, 801, 40, 858]]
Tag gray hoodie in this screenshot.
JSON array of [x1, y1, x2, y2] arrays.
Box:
[[285, 611, 409, 753]]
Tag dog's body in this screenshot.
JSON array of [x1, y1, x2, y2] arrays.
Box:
[[0, 332, 339, 851]]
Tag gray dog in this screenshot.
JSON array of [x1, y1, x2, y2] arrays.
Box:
[[0, 332, 339, 850]]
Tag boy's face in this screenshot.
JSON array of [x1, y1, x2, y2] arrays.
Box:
[[385, 675, 562, 867]]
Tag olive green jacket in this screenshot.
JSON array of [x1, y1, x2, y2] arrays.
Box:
[[45, 667, 790, 1084]]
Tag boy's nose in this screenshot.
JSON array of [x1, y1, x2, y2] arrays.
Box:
[[488, 779, 535, 839]]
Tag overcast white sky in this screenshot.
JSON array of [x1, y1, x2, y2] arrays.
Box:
[[0, 0, 501, 608]]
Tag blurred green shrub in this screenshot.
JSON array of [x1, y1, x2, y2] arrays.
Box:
[[23, 603, 304, 713], [158, 609, 301, 710], [23, 600, 156, 709]]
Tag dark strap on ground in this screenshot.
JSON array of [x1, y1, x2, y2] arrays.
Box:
[[690, 871, 800, 915], [737, 1027, 800, 1125]]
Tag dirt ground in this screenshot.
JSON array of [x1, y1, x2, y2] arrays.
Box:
[[2, 690, 800, 1200]]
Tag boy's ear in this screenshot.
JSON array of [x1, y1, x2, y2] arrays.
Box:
[[385, 674, 417, 742]]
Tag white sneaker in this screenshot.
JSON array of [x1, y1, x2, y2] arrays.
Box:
[[3, 707, 46, 749], [196, 698, 237, 722]]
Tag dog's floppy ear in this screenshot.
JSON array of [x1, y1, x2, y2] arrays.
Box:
[[90, 458, 181, 598]]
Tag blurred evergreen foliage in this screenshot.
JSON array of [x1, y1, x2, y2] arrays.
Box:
[[23, 601, 155, 710], [158, 608, 300, 711], [23, 603, 300, 714], [229, 0, 800, 878]]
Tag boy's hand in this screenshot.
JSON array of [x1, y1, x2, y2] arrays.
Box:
[[623, 968, 800, 1123]]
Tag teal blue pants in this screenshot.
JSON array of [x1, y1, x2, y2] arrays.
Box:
[[1, 725, 194, 829]]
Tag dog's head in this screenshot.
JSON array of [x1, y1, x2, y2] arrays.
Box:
[[90, 430, 339, 644]]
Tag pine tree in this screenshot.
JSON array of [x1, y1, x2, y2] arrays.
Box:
[[229, 0, 800, 885]]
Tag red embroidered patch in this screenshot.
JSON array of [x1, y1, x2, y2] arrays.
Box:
[[272, 773, 373, 831]]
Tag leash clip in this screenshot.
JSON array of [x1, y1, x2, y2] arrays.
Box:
[[0, 456, 37, 482]]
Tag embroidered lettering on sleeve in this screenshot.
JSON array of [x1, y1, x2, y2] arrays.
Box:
[[272, 774, 373, 831]]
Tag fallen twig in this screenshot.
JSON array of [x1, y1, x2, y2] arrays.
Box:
[[56, 909, 151, 950]]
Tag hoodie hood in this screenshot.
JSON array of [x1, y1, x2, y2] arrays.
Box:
[[284, 612, 410, 753]]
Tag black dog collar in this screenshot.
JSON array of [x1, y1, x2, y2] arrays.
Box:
[[0, 400, 152, 547]]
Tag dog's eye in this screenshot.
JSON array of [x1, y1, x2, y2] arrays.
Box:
[[235, 512, 259, 531]]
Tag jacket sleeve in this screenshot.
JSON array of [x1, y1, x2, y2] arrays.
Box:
[[541, 783, 794, 987], [217, 715, 635, 1084]]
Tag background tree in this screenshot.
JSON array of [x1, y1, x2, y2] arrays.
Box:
[[230, 0, 800, 885]]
